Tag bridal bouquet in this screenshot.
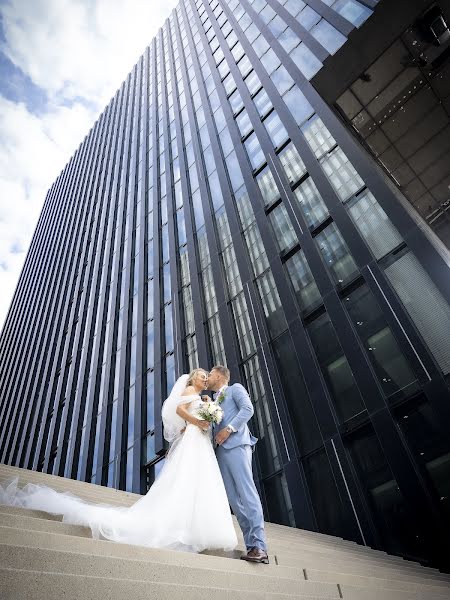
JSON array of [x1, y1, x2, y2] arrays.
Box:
[[196, 401, 224, 427]]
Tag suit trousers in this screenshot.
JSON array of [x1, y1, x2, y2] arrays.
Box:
[[216, 443, 267, 552]]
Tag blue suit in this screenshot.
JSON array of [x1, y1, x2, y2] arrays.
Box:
[[214, 383, 267, 552]]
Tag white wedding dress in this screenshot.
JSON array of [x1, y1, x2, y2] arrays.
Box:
[[0, 394, 238, 553]]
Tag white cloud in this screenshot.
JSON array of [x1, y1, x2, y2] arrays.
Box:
[[0, 0, 179, 331], [1, 0, 177, 105]]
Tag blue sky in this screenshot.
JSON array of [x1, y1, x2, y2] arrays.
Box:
[[0, 0, 179, 332]]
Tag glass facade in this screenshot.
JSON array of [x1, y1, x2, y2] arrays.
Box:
[[0, 0, 450, 569]]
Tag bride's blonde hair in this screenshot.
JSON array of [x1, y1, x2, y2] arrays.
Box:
[[186, 368, 207, 386]]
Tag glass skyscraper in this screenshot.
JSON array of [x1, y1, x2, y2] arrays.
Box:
[[1, 0, 450, 568]]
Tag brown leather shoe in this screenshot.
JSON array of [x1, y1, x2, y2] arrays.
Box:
[[240, 547, 269, 564]]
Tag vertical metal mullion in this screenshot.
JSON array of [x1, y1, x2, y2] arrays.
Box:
[[78, 82, 130, 483], [168, 13, 209, 370], [114, 66, 139, 490], [68, 95, 121, 481], [26, 110, 111, 471], [177, 2, 241, 374], [1, 143, 84, 463], [150, 38, 165, 456]]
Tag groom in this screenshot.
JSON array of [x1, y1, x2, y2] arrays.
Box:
[[207, 365, 268, 564]]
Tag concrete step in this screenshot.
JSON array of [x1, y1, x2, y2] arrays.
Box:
[[0, 507, 442, 582], [2, 523, 450, 592], [0, 465, 411, 556], [0, 508, 419, 575], [305, 568, 450, 598], [0, 494, 434, 578], [2, 463, 450, 600], [0, 544, 341, 598], [2, 545, 448, 600], [0, 567, 332, 600]]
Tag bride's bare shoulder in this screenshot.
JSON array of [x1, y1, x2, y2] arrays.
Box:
[[180, 385, 197, 397]]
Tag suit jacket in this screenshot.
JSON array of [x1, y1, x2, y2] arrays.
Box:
[[214, 383, 258, 450]]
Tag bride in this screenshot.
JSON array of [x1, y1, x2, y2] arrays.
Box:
[[0, 368, 238, 553]]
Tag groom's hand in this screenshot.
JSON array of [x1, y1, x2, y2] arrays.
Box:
[[215, 428, 231, 446]]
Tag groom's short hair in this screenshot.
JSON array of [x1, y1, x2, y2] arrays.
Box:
[[212, 365, 230, 381]]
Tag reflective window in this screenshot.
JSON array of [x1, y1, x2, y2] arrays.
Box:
[[192, 189, 205, 230], [256, 166, 280, 207], [294, 177, 329, 228], [385, 251, 450, 375], [225, 150, 245, 191], [146, 370, 154, 432], [182, 285, 195, 335], [283, 86, 314, 126], [315, 222, 359, 285], [165, 353, 175, 394], [245, 71, 262, 96], [223, 72, 236, 96], [231, 41, 244, 62], [278, 141, 307, 185], [222, 245, 243, 298], [331, 0, 373, 27], [147, 243, 154, 279], [344, 285, 417, 396], [215, 206, 232, 250], [208, 171, 224, 211], [229, 89, 244, 115], [213, 106, 226, 132], [144, 433, 156, 463], [307, 312, 365, 422], [147, 320, 154, 369], [264, 111, 289, 148], [242, 354, 280, 475], [236, 109, 252, 138], [231, 293, 256, 359], [285, 248, 322, 314], [254, 88, 272, 118], [302, 116, 336, 159], [161, 223, 169, 264], [235, 186, 254, 229], [269, 204, 298, 252], [244, 222, 270, 276], [347, 427, 426, 560], [146, 277, 154, 321], [253, 34, 270, 58], [256, 270, 287, 337], [290, 43, 322, 80], [397, 400, 450, 521], [219, 128, 234, 158], [267, 15, 286, 37], [237, 54, 252, 77], [321, 147, 365, 201], [261, 48, 280, 75], [176, 208, 187, 247], [278, 27, 301, 53], [127, 384, 135, 448], [263, 473, 295, 527], [284, 0, 306, 18], [303, 449, 350, 539], [208, 313, 226, 365], [272, 332, 322, 456], [297, 6, 321, 29], [163, 262, 171, 304], [245, 132, 265, 170], [347, 189, 403, 259], [270, 65, 294, 95], [311, 19, 346, 54]]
